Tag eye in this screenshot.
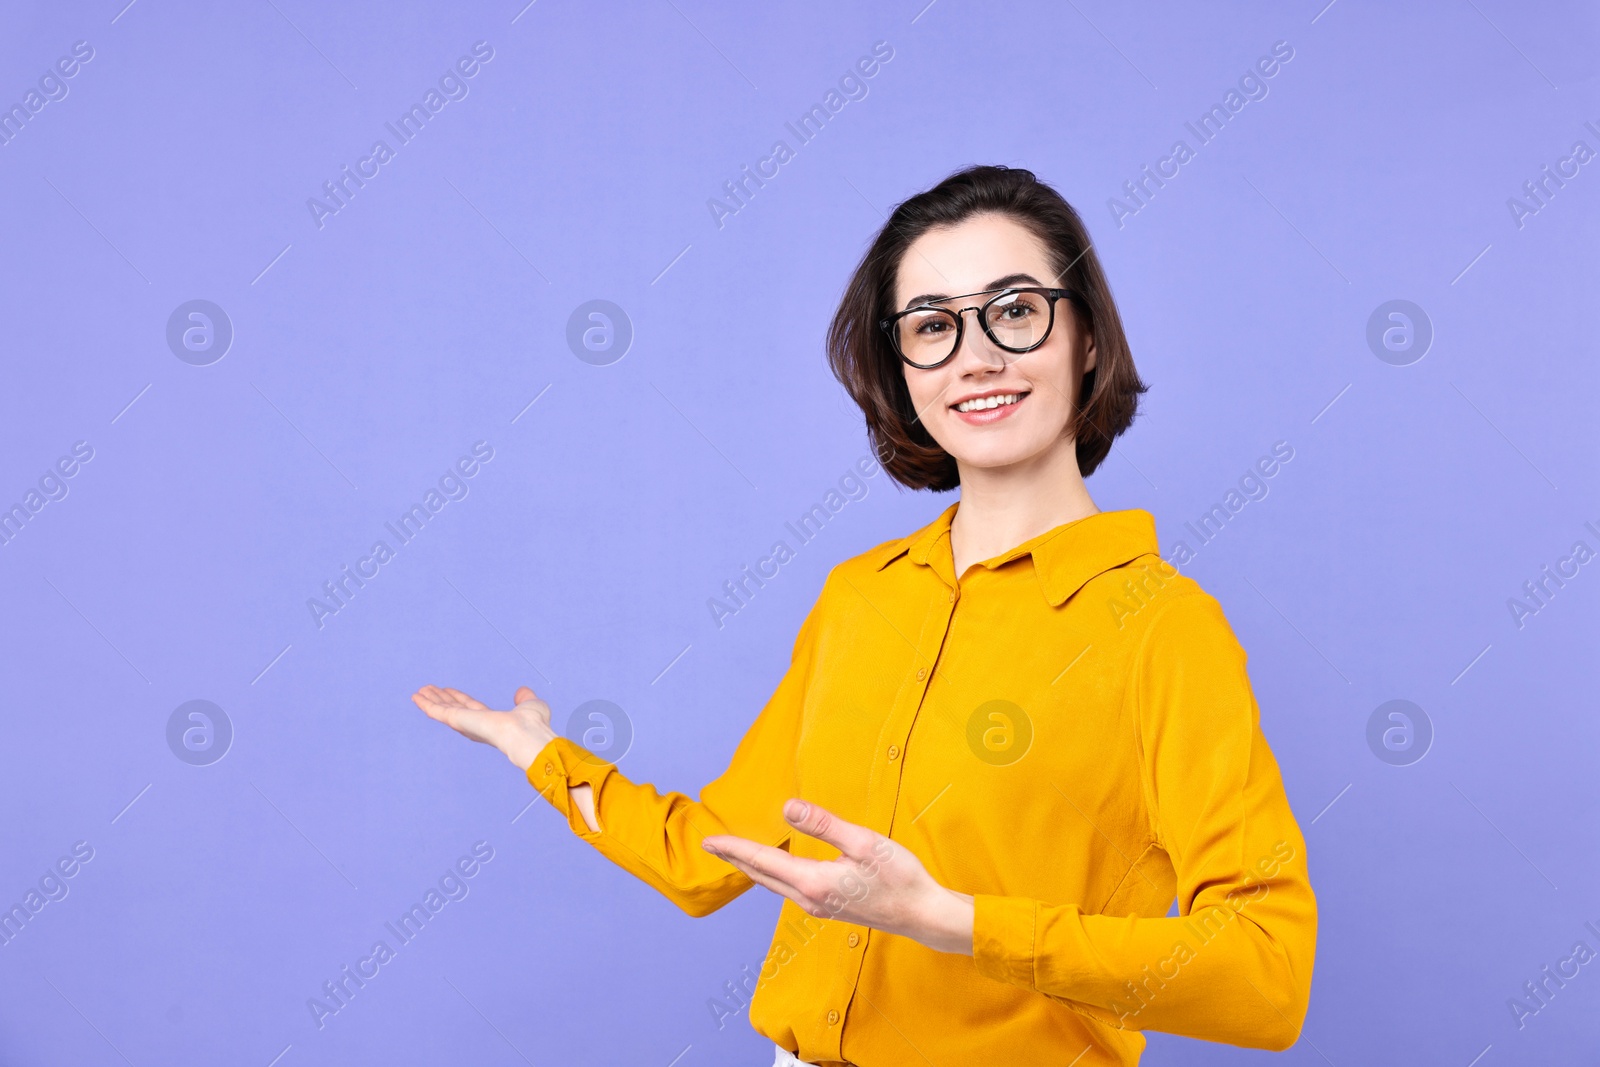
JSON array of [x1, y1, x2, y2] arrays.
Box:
[[987, 292, 1048, 328]]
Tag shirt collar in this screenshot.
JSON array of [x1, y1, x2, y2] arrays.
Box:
[[870, 501, 1161, 607]]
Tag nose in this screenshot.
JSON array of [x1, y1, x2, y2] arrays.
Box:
[[948, 307, 1008, 369]]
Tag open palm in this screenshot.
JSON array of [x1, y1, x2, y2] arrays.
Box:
[[411, 684, 555, 770]]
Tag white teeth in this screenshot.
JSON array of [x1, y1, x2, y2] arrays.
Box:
[[956, 393, 1022, 413]]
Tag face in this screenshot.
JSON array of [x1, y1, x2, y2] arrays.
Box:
[[891, 213, 1095, 476]]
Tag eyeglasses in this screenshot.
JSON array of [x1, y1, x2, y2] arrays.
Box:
[[880, 286, 1081, 370]]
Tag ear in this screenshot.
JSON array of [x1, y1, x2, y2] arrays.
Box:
[[1082, 330, 1098, 376]]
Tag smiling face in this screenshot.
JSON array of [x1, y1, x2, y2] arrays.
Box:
[[892, 213, 1096, 478]]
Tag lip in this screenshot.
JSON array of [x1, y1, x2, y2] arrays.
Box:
[[950, 388, 1030, 425]]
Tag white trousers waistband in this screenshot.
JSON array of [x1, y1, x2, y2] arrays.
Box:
[[772, 1044, 821, 1067]]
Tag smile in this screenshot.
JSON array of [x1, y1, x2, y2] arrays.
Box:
[[954, 392, 1026, 412], [950, 390, 1030, 426]]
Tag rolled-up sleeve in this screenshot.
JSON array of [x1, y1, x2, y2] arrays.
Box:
[[526, 597, 821, 918], [971, 591, 1318, 1050]]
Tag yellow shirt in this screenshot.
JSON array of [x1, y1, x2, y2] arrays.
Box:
[[527, 503, 1317, 1065]]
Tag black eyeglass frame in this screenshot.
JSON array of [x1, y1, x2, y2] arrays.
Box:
[[879, 286, 1083, 370]]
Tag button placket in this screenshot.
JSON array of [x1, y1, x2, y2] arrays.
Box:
[[834, 587, 956, 1047], [881, 591, 957, 838], [832, 577, 958, 1062]]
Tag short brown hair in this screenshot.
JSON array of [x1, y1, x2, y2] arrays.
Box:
[[826, 164, 1147, 492]]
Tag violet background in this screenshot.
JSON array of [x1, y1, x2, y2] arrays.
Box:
[[1, 1, 1597, 1064]]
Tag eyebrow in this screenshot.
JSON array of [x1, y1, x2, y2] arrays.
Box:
[[901, 273, 1043, 311]]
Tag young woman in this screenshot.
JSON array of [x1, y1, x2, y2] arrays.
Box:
[[414, 165, 1317, 1065]]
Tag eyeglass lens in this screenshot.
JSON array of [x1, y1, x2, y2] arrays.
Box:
[[894, 290, 1053, 365]]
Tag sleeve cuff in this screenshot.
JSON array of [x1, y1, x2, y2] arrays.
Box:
[[525, 734, 612, 838], [971, 894, 1038, 990]]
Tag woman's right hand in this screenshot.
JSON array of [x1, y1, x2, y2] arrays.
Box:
[[411, 684, 556, 771]]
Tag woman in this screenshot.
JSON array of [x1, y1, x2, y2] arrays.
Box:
[[413, 165, 1317, 1065]]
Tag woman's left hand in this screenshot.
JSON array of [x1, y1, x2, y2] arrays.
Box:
[[702, 799, 975, 956]]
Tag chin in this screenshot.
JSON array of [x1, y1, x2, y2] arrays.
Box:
[[946, 439, 1049, 472]]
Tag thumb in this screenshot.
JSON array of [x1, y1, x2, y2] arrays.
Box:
[[514, 686, 539, 705], [783, 799, 878, 860]]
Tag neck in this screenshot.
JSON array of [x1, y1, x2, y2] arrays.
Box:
[[950, 439, 1100, 577]]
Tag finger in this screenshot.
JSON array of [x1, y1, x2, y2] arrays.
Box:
[[414, 693, 467, 726], [442, 687, 489, 710], [414, 685, 466, 713], [412, 689, 451, 718], [514, 685, 539, 705], [782, 800, 883, 863], [710, 852, 817, 913], [703, 835, 816, 891], [411, 692, 487, 733]]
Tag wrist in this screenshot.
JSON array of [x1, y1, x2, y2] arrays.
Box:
[[508, 724, 558, 771], [919, 887, 975, 956]]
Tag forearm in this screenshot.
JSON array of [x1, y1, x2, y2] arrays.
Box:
[[918, 888, 976, 955], [568, 783, 598, 832], [973, 878, 1315, 1049], [510, 610, 816, 915], [502, 719, 599, 831], [526, 735, 763, 916]]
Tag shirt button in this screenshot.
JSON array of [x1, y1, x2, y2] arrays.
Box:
[[848, 932, 860, 947], [543, 761, 554, 775], [916, 667, 927, 680], [827, 1009, 840, 1025], [887, 745, 899, 761], [948, 590, 955, 603]]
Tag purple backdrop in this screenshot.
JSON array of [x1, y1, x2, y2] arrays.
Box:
[[2, 1, 1597, 1064]]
